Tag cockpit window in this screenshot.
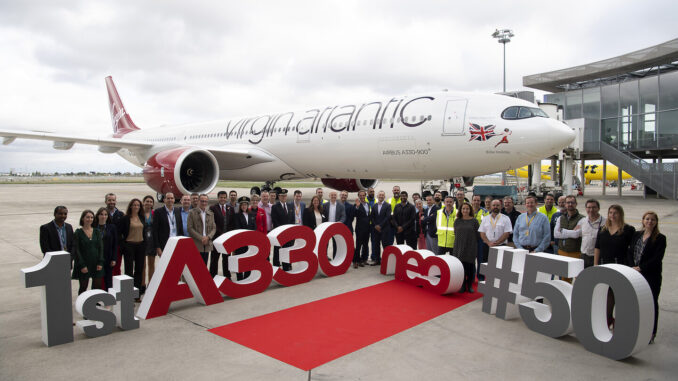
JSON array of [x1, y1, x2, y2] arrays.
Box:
[[501, 106, 549, 120]]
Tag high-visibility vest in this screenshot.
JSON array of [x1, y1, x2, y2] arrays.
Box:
[[538, 205, 557, 223], [475, 209, 488, 224], [436, 207, 456, 248], [387, 197, 399, 212]]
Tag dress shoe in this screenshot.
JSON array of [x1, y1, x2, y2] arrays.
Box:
[[467, 287, 474, 293], [358, 262, 365, 267], [370, 261, 380, 266], [353, 263, 358, 269]]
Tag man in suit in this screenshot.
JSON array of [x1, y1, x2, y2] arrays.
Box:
[[423, 195, 439, 253], [324, 191, 346, 260], [353, 190, 371, 268], [209, 191, 234, 278], [187, 194, 216, 264], [105, 193, 125, 276], [369, 190, 391, 265], [340, 190, 355, 235], [152, 192, 184, 257], [392, 190, 417, 249], [271, 189, 294, 271], [291, 190, 305, 225], [39, 206, 74, 261]]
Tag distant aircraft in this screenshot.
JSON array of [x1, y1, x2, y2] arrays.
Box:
[[1, 76, 575, 199], [507, 164, 632, 184]]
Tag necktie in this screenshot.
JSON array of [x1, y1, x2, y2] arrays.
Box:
[[283, 203, 287, 214]]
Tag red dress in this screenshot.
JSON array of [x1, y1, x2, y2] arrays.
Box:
[[254, 208, 267, 234]]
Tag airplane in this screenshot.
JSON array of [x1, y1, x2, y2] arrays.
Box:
[[507, 164, 632, 184], [0, 76, 575, 199]]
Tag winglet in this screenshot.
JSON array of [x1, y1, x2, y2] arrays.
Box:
[[105, 76, 140, 137]]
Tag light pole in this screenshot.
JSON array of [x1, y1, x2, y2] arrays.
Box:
[[492, 28, 514, 93]]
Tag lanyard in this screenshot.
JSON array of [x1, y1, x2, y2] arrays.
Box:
[[525, 213, 536, 228]]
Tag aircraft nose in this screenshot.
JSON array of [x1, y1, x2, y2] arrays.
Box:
[[547, 119, 575, 151]]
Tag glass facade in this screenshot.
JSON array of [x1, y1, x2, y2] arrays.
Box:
[[544, 69, 678, 153]]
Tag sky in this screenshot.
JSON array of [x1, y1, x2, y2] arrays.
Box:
[[0, 0, 676, 173]]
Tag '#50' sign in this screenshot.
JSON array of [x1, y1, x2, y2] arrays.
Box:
[[478, 247, 654, 360]]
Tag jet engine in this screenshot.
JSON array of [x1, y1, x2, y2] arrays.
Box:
[[320, 178, 379, 192], [143, 147, 219, 197]]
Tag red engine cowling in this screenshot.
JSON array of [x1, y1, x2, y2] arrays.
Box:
[[143, 147, 219, 198], [320, 178, 379, 192]]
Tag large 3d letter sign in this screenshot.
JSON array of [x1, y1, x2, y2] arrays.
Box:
[[380, 245, 464, 294], [478, 246, 654, 360], [137, 222, 353, 319], [23, 223, 354, 345], [22, 252, 140, 346]]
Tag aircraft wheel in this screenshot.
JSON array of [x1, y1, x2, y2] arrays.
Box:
[[250, 186, 260, 196], [156, 192, 164, 202]]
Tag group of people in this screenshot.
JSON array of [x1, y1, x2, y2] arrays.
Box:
[[39, 185, 666, 342]]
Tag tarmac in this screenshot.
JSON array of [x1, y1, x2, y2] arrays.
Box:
[[0, 182, 676, 380]]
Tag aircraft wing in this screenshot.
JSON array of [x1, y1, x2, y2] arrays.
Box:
[[206, 145, 276, 170], [0, 128, 276, 170], [0, 128, 154, 152]]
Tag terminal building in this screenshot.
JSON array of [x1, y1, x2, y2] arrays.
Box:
[[523, 38, 678, 200]]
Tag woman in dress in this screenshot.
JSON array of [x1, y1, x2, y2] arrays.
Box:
[[234, 196, 257, 280], [629, 211, 666, 343], [453, 202, 479, 293], [594, 204, 635, 328], [251, 194, 267, 234], [141, 195, 155, 294], [120, 198, 147, 296], [72, 210, 104, 294], [303, 195, 326, 229], [94, 207, 118, 290]]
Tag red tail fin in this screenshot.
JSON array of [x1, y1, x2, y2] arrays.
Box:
[[106, 76, 140, 137]]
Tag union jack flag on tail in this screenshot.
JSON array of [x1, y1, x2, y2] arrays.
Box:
[[468, 123, 497, 142]]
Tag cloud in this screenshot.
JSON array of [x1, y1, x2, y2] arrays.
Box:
[[0, 0, 676, 172]]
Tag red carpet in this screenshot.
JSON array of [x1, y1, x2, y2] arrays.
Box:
[[209, 280, 482, 370]]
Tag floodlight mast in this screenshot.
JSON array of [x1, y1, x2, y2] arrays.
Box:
[[492, 28, 515, 93]]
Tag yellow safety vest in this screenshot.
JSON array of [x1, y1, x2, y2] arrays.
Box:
[[436, 207, 456, 248], [475, 209, 488, 224], [387, 197, 399, 212], [538, 205, 557, 223]]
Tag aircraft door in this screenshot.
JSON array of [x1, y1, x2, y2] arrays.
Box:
[[442, 99, 467, 135]]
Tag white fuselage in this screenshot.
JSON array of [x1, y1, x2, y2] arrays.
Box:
[[116, 91, 575, 181]]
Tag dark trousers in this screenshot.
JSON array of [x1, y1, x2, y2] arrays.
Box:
[[395, 233, 417, 250], [648, 278, 662, 336], [209, 249, 221, 278], [581, 254, 594, 268], [462, 261, 475, 291], [200, 252, 209, 265], [104, 264, 114, 290], [123, 241, 145, 289], [78, 277, 102, 295], [477, 240, 488, 281], [438, 246, 453, 256], [355, 230, 370, 263], [370, 228, 390, 263], [273, 242, 293, 271]]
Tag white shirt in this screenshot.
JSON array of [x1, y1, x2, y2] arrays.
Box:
[[165, 206, 177, 237], [200, 209, 206, 236], [328, 202, 337, 222], [554, 215, 605, 256], [478, 213, 512, 244]]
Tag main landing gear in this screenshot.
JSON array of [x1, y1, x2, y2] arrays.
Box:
[[250, 181, 281, 196]]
